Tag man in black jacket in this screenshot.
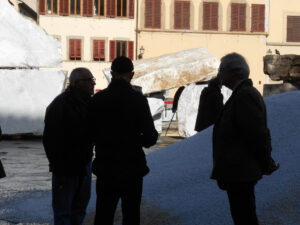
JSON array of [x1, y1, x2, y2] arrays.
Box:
[[88, 56, 158, 225], [43, 68, 95, 225], [195, 77, 223, 132], [212, 53, 279, 225]]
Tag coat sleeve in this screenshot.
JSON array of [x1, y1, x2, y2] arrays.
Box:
[[138, 96, 158, 148], [234, 89, 272, 171]]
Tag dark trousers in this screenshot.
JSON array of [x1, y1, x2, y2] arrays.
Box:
[[94, 177, 143, 225], [218, 181, 259, 225], [52, 162, 92, 225]]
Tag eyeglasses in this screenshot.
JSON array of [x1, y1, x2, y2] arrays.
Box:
[[79, 77, 96, 83]]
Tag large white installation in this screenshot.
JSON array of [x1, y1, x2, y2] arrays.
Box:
[[0, 0, 62, 68], [177, 84, 232, 137], [0, 0, 65, 135], [103, 48, 219, 94], [0, 70, 66, 135]]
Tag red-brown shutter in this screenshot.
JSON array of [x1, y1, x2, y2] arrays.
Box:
[[239, 4, 246, 31], [93, 40, 99, 60], [83, 0, 88, 16], [252, 4, 265, 32], [183, 1, 190, 29], [203, 2, 210, 30], [145, 0, 153, 27], [110, 40, 116, 62], [83, 0, 93, 16], [211, 2, 218, 30], [60, 0, 69, 16], [128, 41, 134, 60], [100, 40, 105, 60], [153, 0, 161, 28], [69, 39, 75, 60], [231, 3, 246, 31], [129, 0, 134, 18], [111, 0, 116, 17], [39, 0, 46, 15], [75, 39, 82, 60], [174, 1, 181, 29], [287, 16, 300, 42]]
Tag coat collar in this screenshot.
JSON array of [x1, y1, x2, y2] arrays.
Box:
[[109, 78, 132, 89]]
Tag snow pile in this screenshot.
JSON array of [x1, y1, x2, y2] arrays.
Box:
[[0, 0, 62, 68], [177, 83, 232, 137], [147, 98, 165, 133], [0, 70, 66, 135], [143, 91, 300, 225], [103, 48, 219, 94]]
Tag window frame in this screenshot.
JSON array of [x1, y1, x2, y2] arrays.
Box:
[[93, 39, 106, 61], [70, 0, 82, 16], [46, 0, 58, 14], [109, 40, 134, 61], [69, 38, 82, 61], [116, 0, 128, 17], [94, 0, 106, 16]]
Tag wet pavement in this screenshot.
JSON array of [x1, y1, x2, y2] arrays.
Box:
[[0, 126, 183, 225]]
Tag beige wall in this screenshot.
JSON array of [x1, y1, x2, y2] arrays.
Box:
[[39, 15, 136, 90]]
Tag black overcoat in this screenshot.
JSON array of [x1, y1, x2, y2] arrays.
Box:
[[212, 79, 272, 182], [88, 78, 158, 180]]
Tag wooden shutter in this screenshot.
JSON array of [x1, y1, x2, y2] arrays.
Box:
[[183, 1, 190, 29], [203, 2, 210, 30], [93, 40, 100, 60], [145, 0, 153, 27], [83, 0, 93, 16], [93, 40, 106, 61], [110, 40, 116, 62], [106, 0, 116, 17], [129, 0, 134, 18], [153, 0, 161, 28], [69, 39, 75, 60], [75, 39, 82, 60], [39, 0, 46, 15], [211, 2, 218, 30], [287, 16, 300, 42], [128, 41, 134, 60], [252, 4, 265, 32], [60, 0, 69, 15], [174, 1, 182, 29], [203, 2, 218, 30], [100, 40, 105, 60], [231, 3, 246, 31]]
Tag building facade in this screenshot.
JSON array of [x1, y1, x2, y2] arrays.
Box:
[[38, 0, 136, 90]]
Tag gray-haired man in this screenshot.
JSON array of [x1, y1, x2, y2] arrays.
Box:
[[212, 53, 279, 225], [43, 68, 95, 225]]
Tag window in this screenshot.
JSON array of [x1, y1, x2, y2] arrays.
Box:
[[70, 0, 81, 15], [231, 3, 246, 31], [287, 16, 300, 42], [47, 0, 58, 14], [83, 0, 93, 16], [59, 0, 69, 15], [94, 0, 105, 16], [110, 40, 134, 61], [145, 0, 161, 28], [106, 0, 134, 18], [174, 1, 190, 30], [251, 4, 265, 32], [93, 40, 105, 61], [69, 39, 82, 60], [203, 2, 218, 30], [39, 0, 46, 15]]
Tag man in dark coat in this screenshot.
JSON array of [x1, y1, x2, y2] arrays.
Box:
[[43, 68, 95, 225], [88, 56, 158, 225], [212, 53, 279, 225], [195, 77, 223, 132]]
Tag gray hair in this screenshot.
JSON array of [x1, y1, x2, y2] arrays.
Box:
[[69, 68, 91, 86], [220, 53, 250, 79]]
